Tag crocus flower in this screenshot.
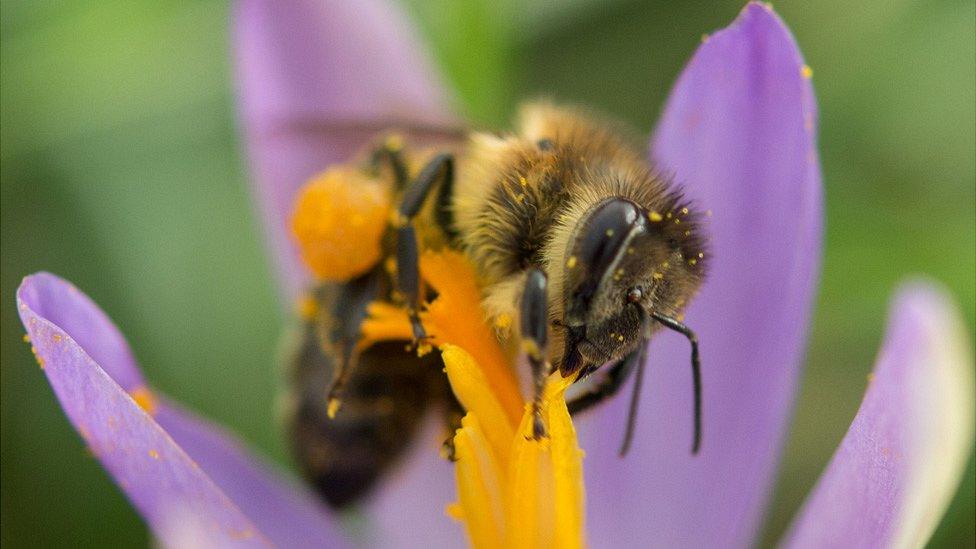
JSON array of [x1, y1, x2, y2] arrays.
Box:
[[16, 1, 974, 547]]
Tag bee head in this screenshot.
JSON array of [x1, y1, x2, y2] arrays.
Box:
[[557, 197, 707, 376]]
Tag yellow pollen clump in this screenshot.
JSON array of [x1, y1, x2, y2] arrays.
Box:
[[649, 211, 663, 222], [566, 256, 578, 269], [291, 165, 390, 281], [494, 313, 513, 330], [384, 134, 404, 152], [681, 207, 689, 215], [801, 64, 813, 79], [22, 334, 30, 343], [296, 294, 319, 321], [148, 449, 160, 460], [519, 176, 528, 187], [689, 259, 698, 266], [130, 385, 158, 415], [327, 397, 341, 419], [653, 272, 664, 280], [445, 502, 465, 522], [416, 341, 434, 357]]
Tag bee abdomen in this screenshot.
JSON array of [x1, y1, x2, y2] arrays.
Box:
[[287, 316, 442, 508]]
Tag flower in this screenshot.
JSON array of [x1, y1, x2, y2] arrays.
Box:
[[15, 1, 974, 547]]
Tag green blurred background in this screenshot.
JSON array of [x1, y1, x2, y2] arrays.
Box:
[[1, 0, 973, 546]]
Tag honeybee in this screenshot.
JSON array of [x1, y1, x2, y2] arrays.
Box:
[[285, 102, 707, 508]]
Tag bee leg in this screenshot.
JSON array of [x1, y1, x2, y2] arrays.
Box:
[[367, 135, 409, 190], [325, 267, 383, 416], [565, 309, 655, 457], [565, 344, 643, 416], [520, 268, 550, 440], [392, 153, 454, 347]]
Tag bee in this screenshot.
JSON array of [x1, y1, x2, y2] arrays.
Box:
[[285, 102, 707, 508]]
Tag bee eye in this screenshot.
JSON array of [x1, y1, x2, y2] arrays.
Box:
[[626, 287, 643, 303]]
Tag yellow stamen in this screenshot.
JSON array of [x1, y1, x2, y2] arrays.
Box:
[[443, 346, 517, 463], [445, 346, 584, 549]]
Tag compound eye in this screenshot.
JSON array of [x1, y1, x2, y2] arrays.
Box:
[[626, 287, 643, 304]]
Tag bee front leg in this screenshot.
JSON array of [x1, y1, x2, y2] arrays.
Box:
[[520, 268, 550, 440], [565, 346, 642, 416], [392, 153, 454, 349]]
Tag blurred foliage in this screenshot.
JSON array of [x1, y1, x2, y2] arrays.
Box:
[[1, 0, 973, 547]]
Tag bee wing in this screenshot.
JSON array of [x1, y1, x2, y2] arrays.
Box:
[[281, 118, 468, 150]]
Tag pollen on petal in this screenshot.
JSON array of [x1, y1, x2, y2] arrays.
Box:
[[130, 385, 158, 416], [291, 165, 390, 281]]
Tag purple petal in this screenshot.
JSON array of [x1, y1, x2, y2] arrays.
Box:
[[365, 415, 466, 548], [578, 3, 822, 547], [234, 0, 460, 303], [784, 282, 974, 548], [17, 273, 346, 548]]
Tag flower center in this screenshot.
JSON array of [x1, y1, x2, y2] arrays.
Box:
[[362, 251, 586, 549]]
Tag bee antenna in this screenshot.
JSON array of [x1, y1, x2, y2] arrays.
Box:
[[618, 308, 650, 456], [650, 311, 702, 454]]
